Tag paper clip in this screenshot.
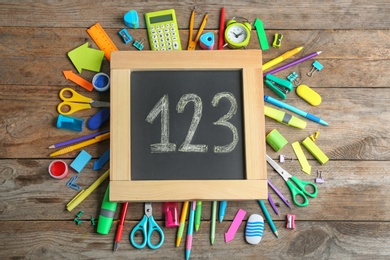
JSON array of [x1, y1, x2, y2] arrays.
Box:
[[286, 214, 296, 229], [118, 28, 132, 44], [265, 74, 294, 99], [315, 170, 325, 184], [272, 34, 283, 48], [287, 72, 300, 86], [307, 60, 323, 77]]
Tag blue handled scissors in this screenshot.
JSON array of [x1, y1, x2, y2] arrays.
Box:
[[57, 88, 110, 115], [266, 155, 318, 207], [130, 202, 164, 249]]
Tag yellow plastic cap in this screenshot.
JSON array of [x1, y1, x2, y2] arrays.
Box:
[[296, 84, 322, 106]]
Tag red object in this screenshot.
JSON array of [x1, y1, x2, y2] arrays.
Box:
[[164, 202, 179, 227], [48, 160, 68, 179], [114, 202, 129, 251], [286, 214, 296, 229], [218, 7, 225, 50]]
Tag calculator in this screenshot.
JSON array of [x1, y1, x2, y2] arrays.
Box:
[[145, 9, 182, 51]]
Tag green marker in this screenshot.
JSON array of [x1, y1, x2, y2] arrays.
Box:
[[97, 184, 118, 235], [195, 201, 202, 231]]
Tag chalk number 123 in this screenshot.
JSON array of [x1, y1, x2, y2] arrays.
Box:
[[146, 92, 238, 153]]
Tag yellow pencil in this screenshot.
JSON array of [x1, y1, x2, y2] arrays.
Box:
[[66, 169, 109, 211], [176, 201, 189, 247], [50, 132, 110, 157], [262, 46, 303, 71]]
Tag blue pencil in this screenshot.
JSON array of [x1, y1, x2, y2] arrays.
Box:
[[219, 200, 227, 222], [258, 200, 279, 238], [186, 201, 196, 260]]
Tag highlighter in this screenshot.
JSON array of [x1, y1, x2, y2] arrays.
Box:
[[264, 105, 307, 129], [97, 184, 118, 235]]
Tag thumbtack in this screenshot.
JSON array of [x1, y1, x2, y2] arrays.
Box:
[[307, 60, 323, 77]]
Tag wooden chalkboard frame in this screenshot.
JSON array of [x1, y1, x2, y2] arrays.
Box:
[[110, 50, 267, 202]]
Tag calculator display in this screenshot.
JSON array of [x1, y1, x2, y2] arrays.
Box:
[[150, 14, 173, 24]]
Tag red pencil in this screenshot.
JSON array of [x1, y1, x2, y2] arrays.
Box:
[[218, 7, 225, 50], [113, 202, 129, 251]]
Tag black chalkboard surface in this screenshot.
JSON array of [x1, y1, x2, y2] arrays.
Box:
[[131, 70, 245, 180]]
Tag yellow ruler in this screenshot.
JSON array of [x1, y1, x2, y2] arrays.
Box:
[[87, 23, 118, 61]]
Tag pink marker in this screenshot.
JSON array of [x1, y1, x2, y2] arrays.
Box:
[[225, 209, 247, 242]]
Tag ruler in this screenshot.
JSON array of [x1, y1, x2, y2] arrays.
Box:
[[87, 23, 118, 61]]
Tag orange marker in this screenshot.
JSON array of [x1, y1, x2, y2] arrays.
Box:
[[63, 70, 93, 91]]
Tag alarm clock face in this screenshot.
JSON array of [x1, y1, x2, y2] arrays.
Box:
[[226, 24, 249, 43]]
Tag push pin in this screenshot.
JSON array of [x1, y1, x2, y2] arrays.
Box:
[[316, 170, 325, 184], [307, 60, 323, 77], [287, 72, 300, 86], [90, 217, 96, 226], [133, 39, 144, 50], [272, 33, 283, 48], [286, 214, 296, 229], [74, 217, 83, 225]]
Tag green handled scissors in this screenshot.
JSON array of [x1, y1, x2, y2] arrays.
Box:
[[130, 202, 164, 249], [266, 155, 318, 207]]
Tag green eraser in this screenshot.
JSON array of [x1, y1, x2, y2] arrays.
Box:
[[302, 137, 329, 165]]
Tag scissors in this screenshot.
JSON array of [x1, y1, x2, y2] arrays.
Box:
[[57, 88, 110, 115], [187, 10, 208, 50], [130, 202, 164, 249], [266, 155, 318, 207]]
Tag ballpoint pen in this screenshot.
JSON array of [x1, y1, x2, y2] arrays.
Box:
[[264, 95, 329, 126], [113, 202, 129, 251], [263, 46, 303, 71], [176, 201, 189, 247], [195, 201, 202, 231], [186, 201, 196, 260]]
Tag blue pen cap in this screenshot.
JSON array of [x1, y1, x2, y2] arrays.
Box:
[[56, 114, 84, 132]]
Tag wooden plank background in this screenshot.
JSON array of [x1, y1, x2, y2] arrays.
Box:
[[1, 1, 390, 259]]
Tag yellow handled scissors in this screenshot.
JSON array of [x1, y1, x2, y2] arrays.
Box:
[[57, 88, 110, 115], [187, 10, 208, 50]]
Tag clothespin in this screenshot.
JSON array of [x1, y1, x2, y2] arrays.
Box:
[[287, 72, 300, 86], [265, 74, 294, 99], [315, 170, 325, 184], [272, 34, 283, 48], [307, 60, 323, 77]]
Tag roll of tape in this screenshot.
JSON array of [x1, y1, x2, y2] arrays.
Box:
[[92, 73, 110, 92], [266, 129, 288, 152], [48, 160, 69, 180]]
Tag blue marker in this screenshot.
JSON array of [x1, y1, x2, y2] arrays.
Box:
[[219, 201, 227, 222], [264, 95, 329, 126]]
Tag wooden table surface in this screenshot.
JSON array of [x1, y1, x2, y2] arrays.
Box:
[[1, 1, 390, 259]]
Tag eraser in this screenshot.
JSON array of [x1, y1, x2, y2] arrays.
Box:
[[296, 84, 322, 106], [302, 137, 329, 165], [124, 10, 139, 29], [70, 150, 92, 173], [245, 214, 264, 245], [57, 114, 84, 132], [87, 108, 110, 130]]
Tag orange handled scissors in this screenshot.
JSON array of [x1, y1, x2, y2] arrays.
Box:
[[57, 88, 110, 115]]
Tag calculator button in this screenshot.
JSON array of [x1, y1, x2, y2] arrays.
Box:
[[154, 44, 159, 49], [168, 47, 173, 51], [152, 35, 157, 39], [161, 24, 165, 29], [171, 23, 175, 27], [161, 48, 166, 51], [173, 42, 179, 50], [164, 29, 169, 33], [172, 37, 178, 41], [150, 26, 155, 30], [156, 25, 160, 29]]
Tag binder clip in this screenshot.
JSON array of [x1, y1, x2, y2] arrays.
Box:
[[272, 33, 283, 48], [265, 74, 294, 99], [315, 170, 325, 184], [307, 60, 323, 77], [133, 39, 144, 50], [287, 72, 300, 86]]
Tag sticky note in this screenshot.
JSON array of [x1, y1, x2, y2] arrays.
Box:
[[302, 137, 329, 165]]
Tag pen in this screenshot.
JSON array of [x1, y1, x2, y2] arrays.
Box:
[[264, 95, 328, 126], [113, 202, 129, 251], [97, 184, 118, 235], [264, 51, 322, 77], [218, 7, 225, 50], [210, 201, 217, 245], [264, 105, 307, 129], [258, 200, 279, 238], [50, 132, 110, 157], [195, 201, 202, 231], [176, 201, 189, 247], [219, 200, 227, 222], [263, 46, 303, 71], [66, 169, 109, 211], [48, 130, 109, 149], [186, 201, 196, 260]]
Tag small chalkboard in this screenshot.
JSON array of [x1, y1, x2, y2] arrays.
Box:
[[110, 50, 267, 202]]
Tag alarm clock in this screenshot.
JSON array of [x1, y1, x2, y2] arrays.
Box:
[[224, 18, 252, 49]]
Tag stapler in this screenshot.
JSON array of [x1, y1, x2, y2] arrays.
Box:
[[264, 74, 294, 99]]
